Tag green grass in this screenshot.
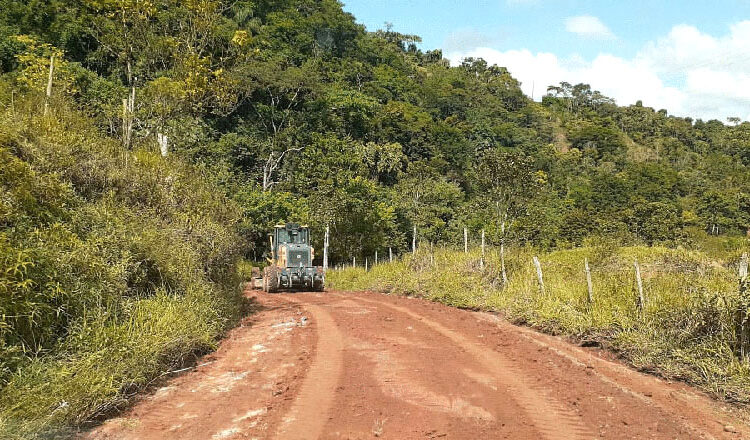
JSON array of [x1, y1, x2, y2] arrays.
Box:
[[0, 92, 246, 438], [329, 242, 750, 402], [0, 287, 241, 438]]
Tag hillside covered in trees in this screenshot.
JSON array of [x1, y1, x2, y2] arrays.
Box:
[[0, 0, 749, 437], [2, 0, 749, 258]]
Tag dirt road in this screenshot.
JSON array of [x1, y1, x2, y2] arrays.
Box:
[[87, 289, 750, 439]]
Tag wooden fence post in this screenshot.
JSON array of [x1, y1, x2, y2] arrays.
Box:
[[464, 228, 468, 253], [584, 258, 594, 303], [533, 256, 545, 294], [375, 250, 378, 266], [389, 247, 393, 263], [323, 225, 329, 272], [353, 256, 356, 268], [365, 258, 368, 271], [739, 253, 749, 360], [480, 230, 485, 269], [500, 220, 508, 286], [634, 260, 645, 311]]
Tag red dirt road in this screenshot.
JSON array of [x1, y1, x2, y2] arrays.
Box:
[[87, 290, 750, 439]]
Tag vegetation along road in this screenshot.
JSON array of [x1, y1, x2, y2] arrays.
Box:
[[87, 287, 748, 440]]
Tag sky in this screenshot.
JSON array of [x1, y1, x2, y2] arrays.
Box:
[[341, 0, 750, 122]]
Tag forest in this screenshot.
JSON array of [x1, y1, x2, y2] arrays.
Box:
[[0, 0, 748, 437]]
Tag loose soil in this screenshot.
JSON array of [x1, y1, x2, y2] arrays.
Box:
[[85, 289, 750, 439]]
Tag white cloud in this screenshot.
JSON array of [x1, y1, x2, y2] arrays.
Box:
[[565, 16, 615, 39], [446, 22, 750, 122]]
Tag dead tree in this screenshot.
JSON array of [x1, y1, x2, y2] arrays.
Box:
[[262, 146, 303, 191]]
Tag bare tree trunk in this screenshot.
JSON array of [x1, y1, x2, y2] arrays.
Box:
[[262, 147, 303, 191], [122, 98, 128, 146], [464, 228, 468, 253], [44, 55, 54, 116], [122, 85, 136, 149], [389, 247, 393, 263], [128, 84, 135, 145]]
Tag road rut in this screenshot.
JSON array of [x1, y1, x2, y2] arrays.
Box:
[[86, 289, 750, 439]]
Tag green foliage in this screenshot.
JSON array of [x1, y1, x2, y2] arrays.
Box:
[[0, 93, 243, 438], [3, 0, 747, 260]]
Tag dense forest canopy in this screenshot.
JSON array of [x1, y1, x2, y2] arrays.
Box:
[[1, 0, 749, 261]]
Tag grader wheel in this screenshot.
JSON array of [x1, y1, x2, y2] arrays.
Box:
[[263, 266, 279, 293]]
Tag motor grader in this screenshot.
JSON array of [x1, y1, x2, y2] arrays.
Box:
[[261, 223, 325, 292]]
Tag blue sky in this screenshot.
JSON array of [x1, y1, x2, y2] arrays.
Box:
[[341, 0, 750, 121]]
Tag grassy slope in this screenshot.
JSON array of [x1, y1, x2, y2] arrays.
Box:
[[0, 97, 245, 438], [329, 241, 750, 402]]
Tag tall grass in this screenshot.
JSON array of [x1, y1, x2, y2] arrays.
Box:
[[0, 92, 245, 438], [329, 242, 750, 402]]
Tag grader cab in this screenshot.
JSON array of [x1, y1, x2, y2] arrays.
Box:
[[262, 223, 325, 292]]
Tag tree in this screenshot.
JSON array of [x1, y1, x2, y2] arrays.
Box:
[[239, 59, 320, 191], [392, 162, 463, 246], [475, 149, 544, 284]]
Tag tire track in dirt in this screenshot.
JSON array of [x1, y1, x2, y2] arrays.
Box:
[[349, 294, 594, 440], [85, 290, 750, 439], [475, 312, 748, 440], [84, 291, 317, 440], [274, 298, 343, 440]]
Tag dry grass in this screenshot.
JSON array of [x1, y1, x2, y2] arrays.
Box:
[[329, 241, 750, 402]]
